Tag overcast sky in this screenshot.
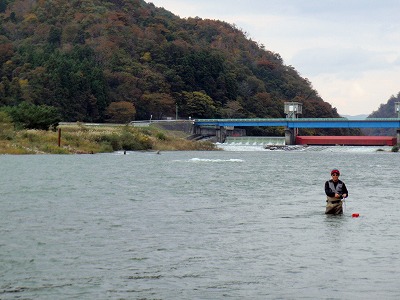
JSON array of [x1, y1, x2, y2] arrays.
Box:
[[148, 0, 400, 116]]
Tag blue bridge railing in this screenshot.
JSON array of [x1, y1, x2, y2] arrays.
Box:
[[194, 118, 400, 129]]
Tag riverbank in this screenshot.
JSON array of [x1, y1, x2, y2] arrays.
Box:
[[0, 123, 218, 154]]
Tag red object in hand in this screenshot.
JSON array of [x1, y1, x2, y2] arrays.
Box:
[[352, 213, 360, 218]]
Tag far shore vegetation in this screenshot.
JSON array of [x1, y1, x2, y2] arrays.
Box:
[[0, 111, 217, 154], [1, 107, 398, 154]]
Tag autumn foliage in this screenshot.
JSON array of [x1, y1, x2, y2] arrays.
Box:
[[0, 0, 352, 135]]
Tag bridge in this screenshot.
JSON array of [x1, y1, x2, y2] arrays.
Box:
[[194, 118, 400, 128], [193, 118, 400, 145]]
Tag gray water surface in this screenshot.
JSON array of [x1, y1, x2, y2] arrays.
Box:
[[1, 149, 400, 299]]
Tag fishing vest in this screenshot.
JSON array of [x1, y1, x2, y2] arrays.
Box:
[[328, 181, 343, 194]]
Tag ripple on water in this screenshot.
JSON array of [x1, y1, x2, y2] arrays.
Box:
[[1, 150, 400, 299]]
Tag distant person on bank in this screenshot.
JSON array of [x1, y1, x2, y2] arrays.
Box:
[[325, 169, 348, 215]]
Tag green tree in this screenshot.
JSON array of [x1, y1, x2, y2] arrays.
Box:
[[182, 91, 217, 118], [4, 102, 60, 130], [40, 46, 108, 121], [48, 26, 62, 46]]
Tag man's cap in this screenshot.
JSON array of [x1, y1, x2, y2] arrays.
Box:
[[331, 169, 340, 175]]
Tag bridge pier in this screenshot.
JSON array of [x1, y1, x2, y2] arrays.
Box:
[[216, 126, 226, 143], [285, 128, 295, 145], [192, 125, 228, 142], [397, 129, 400, 145], [192, 124, 200, 135]]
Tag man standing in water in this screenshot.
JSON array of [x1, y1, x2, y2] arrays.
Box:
[[325, 169, 348, 215]]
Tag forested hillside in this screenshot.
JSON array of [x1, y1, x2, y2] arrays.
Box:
[[363, 92, 400, 136], [0, 0, 354, 135]]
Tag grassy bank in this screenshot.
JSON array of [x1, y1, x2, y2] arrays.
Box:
[[0, 123, 218, 154]]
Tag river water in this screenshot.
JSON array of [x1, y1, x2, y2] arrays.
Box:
[[1, 145, 400, 299]]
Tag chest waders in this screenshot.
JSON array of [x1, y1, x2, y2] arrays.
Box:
[[326, 181, 343, 215]]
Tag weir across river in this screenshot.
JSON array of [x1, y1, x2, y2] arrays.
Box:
[[193, 118, 400, 145]]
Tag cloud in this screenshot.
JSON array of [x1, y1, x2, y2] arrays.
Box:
[[291, 47, 400, 78], [311, 69, 400, 115]]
